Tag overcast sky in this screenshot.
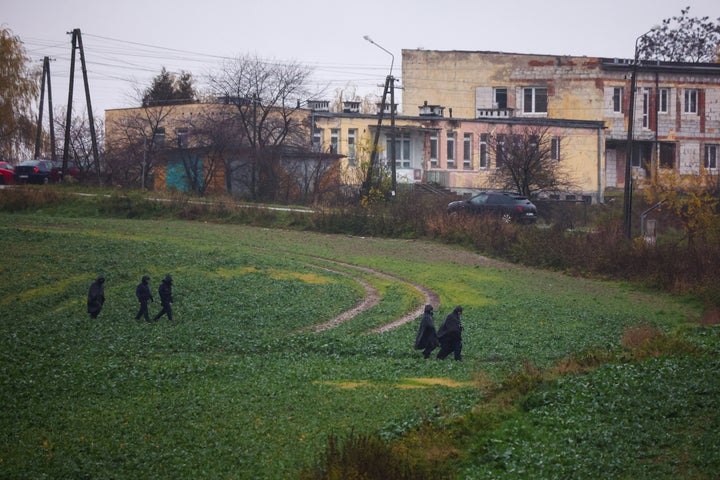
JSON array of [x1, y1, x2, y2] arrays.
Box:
[[2, 0, 718, 118]]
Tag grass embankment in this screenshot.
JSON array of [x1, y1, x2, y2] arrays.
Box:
[[0, 204, 718, 479]]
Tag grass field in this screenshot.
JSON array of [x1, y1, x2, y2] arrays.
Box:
[[1, 211, 717, 479]]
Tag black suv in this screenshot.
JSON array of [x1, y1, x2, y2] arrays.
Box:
[[447, 191, 538, 223]]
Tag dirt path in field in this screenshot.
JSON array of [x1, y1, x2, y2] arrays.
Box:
[[303, 258, 440, 334]]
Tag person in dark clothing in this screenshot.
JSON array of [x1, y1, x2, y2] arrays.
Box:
[[152, 275, 174, 322], [414, 304, 440, 359], [134, 275, 154, 322], [87, 276, 106, 319], [437, 305, 463, 361]]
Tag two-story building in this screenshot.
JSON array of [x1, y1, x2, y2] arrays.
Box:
[[401, 50, 720, 193], [311, 99, 604, 201]]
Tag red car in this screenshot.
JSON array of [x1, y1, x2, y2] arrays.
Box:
[[0, 162, 14, 185]]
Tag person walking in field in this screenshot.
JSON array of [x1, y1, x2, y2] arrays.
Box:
[[87, 276, 106, 319], [437, 305, 463, 361], [414, 304, 440, 359], [152, 275, 174, 322], [134, 275, 154, 322]]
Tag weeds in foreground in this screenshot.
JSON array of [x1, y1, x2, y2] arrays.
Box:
[[302, 323, 709, 480]]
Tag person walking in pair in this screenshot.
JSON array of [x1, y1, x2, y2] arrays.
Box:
[[414, 304, 440, 359], [437, 305, 463, 361], [134, 275, 154, 322], [152, 275, 174, 322]]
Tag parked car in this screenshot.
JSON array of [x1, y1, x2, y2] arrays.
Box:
[[0, 162, 14, 185], [13, 159, 56, 184], [49, 161, 80, 182], [448, 191, 539, 223]]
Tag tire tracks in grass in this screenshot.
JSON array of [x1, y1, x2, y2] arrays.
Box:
[[301, 257, 440, 334]]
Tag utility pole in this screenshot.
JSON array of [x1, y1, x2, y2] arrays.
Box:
[[34, 56, 57, 160], [363, 35, 396, 197], [62, 29, 99, 179], [623, 29, 655, 239], [362, 76, 391, 197]]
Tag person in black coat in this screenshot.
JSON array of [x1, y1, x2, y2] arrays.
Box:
[[414, 304, 440, 359], [134, 275, 154, 322], [87, 276, 106, 319], [152, 275, 174, 322], [437, 305, 463, 361]]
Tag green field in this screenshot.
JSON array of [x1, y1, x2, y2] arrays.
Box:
[[1, 212, 718, 479]]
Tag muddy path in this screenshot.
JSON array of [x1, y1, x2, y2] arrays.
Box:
[[302, 258, 440, 334]]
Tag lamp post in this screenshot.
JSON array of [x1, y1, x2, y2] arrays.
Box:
[[623, 29, 654, 239], [364, 35, 397, 196]]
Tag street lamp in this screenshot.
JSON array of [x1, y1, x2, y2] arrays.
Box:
[[623, 28, 656, 239], [364, 35, 397, 196]]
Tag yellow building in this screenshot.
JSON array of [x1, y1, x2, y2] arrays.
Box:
[[401, 50, 720, 193], [312, 99, 604, 201]]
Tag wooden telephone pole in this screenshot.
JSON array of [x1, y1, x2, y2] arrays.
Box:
[[34, 56, 57, 160], [61, 28, 99, 178]]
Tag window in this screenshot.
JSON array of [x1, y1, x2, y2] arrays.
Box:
[[658, 88, 669, 113], [463, 133, 472, 169], [612, 87, 623, 113], [312, 125, 322, 150], [479, 134, 489, 169], [175, 128, 188, 148], [495, 134, 506, 169], [152, 127, 165, 148], [705, 144, 718, 170], [684, 89, 698, 114], [494, 87, 508, 109], [330, 129, 339, 154], [347, 129, 357, 165], [551, 137, 561, 161], [386, 133, 411, 169], [659, 142, 675, 169], [447, 132, 456, 168], [642, 88, 650, 128], [429, 133, 438, 167], [523, 87, 548, 114]]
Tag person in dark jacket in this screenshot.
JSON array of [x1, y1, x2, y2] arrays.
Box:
[[437, 305, 463, 361], [87, 276, 106, 319], [152, 275, 174, 322], [414, 304, 440, 359], [134, 275, 154, 322]]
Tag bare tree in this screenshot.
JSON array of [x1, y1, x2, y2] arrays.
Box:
[[105, 102, 176, 189], [639, 7, 720, 63], [207, 54, 315, 201], [487, 125, 575, 198], [55, 107, 105, 183]]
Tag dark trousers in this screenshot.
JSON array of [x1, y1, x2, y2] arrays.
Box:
[[422, 344, 437, 359], [437, 338, 462, 361], [153, 302, 173, 321], [135, 300, 150, 321]]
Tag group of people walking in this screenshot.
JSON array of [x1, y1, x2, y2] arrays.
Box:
[[89, 274, 462, 359], [414, 304, 464, 361], [86, 274, 175, 322]]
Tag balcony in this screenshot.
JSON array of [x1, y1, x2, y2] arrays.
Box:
[[476, 108, 514, 118]]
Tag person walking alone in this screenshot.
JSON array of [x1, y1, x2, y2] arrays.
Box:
[[414, 304, 440, 359], [437, 306, 463, 361], [152, 275, 174, 322], [134, 275, 154, 322]]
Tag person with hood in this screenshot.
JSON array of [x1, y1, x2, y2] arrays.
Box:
[[87, 276, 106, 319], [152, 275, 174, 322], [134, 275, 154, 322], [437, 305, 463, 361], [414, 304, 440, 359]]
